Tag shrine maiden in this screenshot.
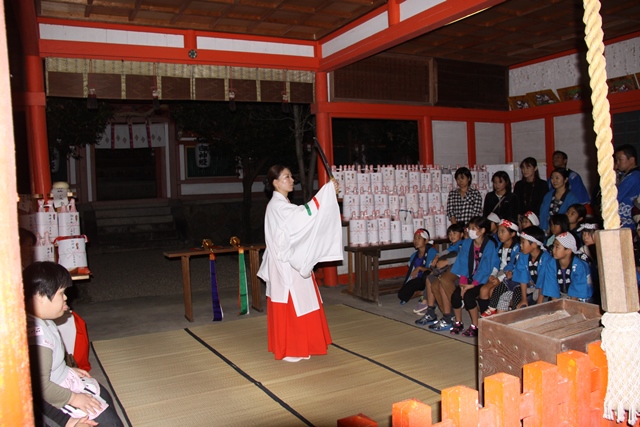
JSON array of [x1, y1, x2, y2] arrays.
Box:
[[258, 165, 342, 362]]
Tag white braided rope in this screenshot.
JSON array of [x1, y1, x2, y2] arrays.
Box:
[[582, 0, 618, 230], [601, 313, 640, 423], [581, 0, 640, 424]]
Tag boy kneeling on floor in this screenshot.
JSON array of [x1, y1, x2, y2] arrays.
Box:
[[24, 261, 124, 427]]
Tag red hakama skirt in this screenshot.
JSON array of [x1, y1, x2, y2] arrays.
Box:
[[267, 275, 332, 360]]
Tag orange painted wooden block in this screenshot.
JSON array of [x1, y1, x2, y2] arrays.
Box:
[[441, 386, 479, 427], [337, 413, 378, 427], [522, 360, 562, 427], [557, 350, 594, 426], [392, 398, 431, 427], [483, 372, 520, 427]]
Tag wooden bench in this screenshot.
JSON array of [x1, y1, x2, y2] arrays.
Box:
[[344, 239, 448, 305], [163, 245, 265, 322]]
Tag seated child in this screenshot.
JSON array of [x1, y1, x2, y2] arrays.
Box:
[[487, 213, 501, 244], [24, 262, 124, 427], [414, 223, 464, 323], [566, 203, 587, 234], [503, 226, 554, 310], [540, 232, 594, 302], [397, 228, 437, 304], [546, 213, 570, 249], [479, 219, 520, 317], [577, 222, 598, 263], [428, 216, 499, 337], [518, 211, 540, 231]]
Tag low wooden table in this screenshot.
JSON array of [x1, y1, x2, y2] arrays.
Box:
[[344, 239, 447, 305], [163, 245, 265, 322]]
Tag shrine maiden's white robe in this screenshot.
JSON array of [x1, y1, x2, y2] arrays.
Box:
[[258, 182, 343, 316]]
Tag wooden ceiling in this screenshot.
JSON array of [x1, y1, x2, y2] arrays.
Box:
[[36, 0, 640, 67]]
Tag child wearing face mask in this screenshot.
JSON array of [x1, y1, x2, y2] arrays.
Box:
[[446, 216, 500, 337]]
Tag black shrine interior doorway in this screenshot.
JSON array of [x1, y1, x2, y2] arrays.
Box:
[[95, 148, 158, 201]]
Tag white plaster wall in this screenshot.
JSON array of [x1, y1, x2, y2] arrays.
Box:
[[511, 119, 546, 168], [475, 122, 505, 165], [509, 36, 640, 96], [432, 120, 468, 166], [554, 113, 597, 193]]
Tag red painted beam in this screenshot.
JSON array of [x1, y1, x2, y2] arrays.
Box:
[[37, 18, 319, 70], [319, 0, 506, 72]]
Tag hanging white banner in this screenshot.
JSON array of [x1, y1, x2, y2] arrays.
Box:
[[96, 123, 166, 149]]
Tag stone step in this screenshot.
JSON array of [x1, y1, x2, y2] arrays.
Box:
[[94, 206, 172, 219], [96, 214, 175, 227], [97, 229, 181, 244], [94, 237, 185, 253], [85, 199, 172, 211], [98, 222, 176, 236]]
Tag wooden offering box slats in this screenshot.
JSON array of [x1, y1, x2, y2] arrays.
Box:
[[478, 299, 602, 388]]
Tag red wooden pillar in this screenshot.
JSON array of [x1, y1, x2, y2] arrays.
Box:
[[504, 122, 513, 163], [419, 115, 433, 165], [1, 1, 36, 424], [315, 71, 338, 286], [388, 0, 401, 26], [544, 116, 555, 178], [14, 0, 51, 195], [467, 120, 476, 167]]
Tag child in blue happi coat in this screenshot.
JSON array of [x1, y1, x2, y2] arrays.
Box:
[[508, 226, 555, 310], [540, 231, 593, 302], [414, 223, 465, 323], [398, 228, 438, 304], [447, 216, 500, 337], [479, 219, 520, 317]]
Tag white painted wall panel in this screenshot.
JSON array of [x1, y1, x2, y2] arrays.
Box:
[[432, 121, 468, 166], [321, 13, 388, 58], [511, 119, 546, 166], [401, 0, 445, 21], [39, 24, 184, 48], [475, 122, 505, 165], [197, 37, 314, 57], [554, 113, 597, 193], [510, 36, 640, 96]]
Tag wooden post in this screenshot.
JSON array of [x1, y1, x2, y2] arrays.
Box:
[[0, 0, 35, 423], [595, 229, 639, 313]]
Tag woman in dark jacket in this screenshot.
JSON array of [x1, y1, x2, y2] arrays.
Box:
[[513, 157, 548, 217], [483, 171, 517, 222]]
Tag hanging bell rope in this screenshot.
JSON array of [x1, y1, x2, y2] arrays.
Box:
[[582, 0, 640, 424]]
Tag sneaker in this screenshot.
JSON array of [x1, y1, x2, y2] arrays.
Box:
[[429, 318, 453, 331], [450, 321, 465, 335], [481, 307, 497, 318], [413, 299, 429, 314], [462, 325, 478, 337], [399, 300, 407, 305], [415, 312, 438, 326]]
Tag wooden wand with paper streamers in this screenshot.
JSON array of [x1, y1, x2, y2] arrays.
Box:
[[202, 239, 223, 321], [230, 236, 249, 315]]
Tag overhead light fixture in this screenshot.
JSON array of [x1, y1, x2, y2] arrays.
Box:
[[281, 70, 290, 113], [152, 87, 160, 112], [229, 89, 236, 112], [281, 91, 290, 113], [87, 88, 98, 110]]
